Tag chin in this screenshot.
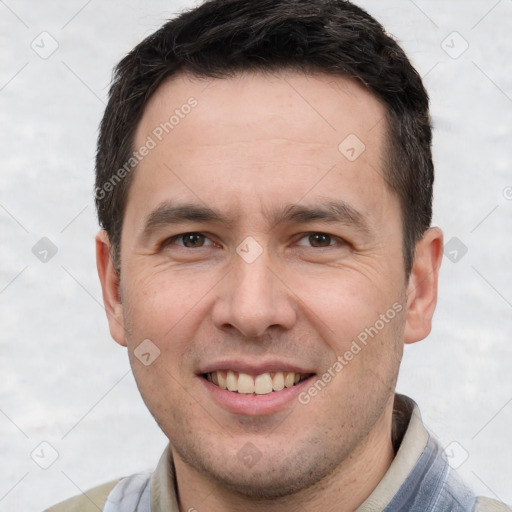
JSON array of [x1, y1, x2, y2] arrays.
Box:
[[217, 471, 321, 500], [174, 438, 344, 501]]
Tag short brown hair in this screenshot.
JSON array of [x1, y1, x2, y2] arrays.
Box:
[[95, 0, 433, 275]]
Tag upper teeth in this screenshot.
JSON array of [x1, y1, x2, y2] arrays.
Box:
[[206, 371, 307, 395]]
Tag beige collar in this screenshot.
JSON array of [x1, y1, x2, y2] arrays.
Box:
[[356, 395, 429, 510]]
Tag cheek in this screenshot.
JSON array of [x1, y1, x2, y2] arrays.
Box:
[[120, 264, 222, 378], [299, 268, 402, 342], [122, 264, 204, 331], [121, 269, 204, 421], [298, 268, 406, 398]]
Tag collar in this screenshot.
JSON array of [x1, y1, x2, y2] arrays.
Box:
[[356, 394, 430, 511], [150, 443, 179, 512]]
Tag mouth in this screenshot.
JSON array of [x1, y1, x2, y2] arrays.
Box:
[[202, 370, 314, 395]]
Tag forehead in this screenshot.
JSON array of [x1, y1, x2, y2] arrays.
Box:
[[128, 70, 394, 226], [136, 70, 387, 150]]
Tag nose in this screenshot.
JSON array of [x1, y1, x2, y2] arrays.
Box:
[[211, 245, 297, 338]]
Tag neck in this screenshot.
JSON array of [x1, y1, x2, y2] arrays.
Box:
[[173, 405, 395, 512]]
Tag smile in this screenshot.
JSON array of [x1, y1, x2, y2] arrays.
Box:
[[203, 371, 313, 395]]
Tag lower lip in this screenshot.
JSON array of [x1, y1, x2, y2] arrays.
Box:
[[200, 376, 315, 416]]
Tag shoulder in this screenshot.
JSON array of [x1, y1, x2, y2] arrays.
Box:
[[474, 497, 512, 512], [43, 479, 121, 512]]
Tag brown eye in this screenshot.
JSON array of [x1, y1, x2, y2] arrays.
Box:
[[164, 233, 211, 248], [295, 232, 347, 249], [307, 233, 333, 247], [181, 233, 206, 247]]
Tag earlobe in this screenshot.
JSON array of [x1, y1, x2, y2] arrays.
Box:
[[403, 227, 444, 344], [95, 230, 127, 346]]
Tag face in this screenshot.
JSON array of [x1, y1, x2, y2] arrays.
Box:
[[97, 71, 441, 499]]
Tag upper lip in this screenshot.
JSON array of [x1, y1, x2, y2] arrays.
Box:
[[198, 359, 315, 375]]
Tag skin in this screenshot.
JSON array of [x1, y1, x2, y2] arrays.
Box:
[[96, 71, 443, 512]]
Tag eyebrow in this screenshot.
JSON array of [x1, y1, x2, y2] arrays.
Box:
[[140, 202, 235, 239], [140, 199, 371, 241], [267, 200, 371, 234]]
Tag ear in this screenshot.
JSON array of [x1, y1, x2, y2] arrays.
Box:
[[403, 227, 443, 344], [96, 230, 126, 346]]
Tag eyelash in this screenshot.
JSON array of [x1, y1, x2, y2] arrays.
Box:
[[163, 232, 347, 249]]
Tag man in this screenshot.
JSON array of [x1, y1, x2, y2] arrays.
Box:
[[46, 0, 510, 511]]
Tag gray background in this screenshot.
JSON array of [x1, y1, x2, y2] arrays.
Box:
[[1, 1, 511, 510]]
